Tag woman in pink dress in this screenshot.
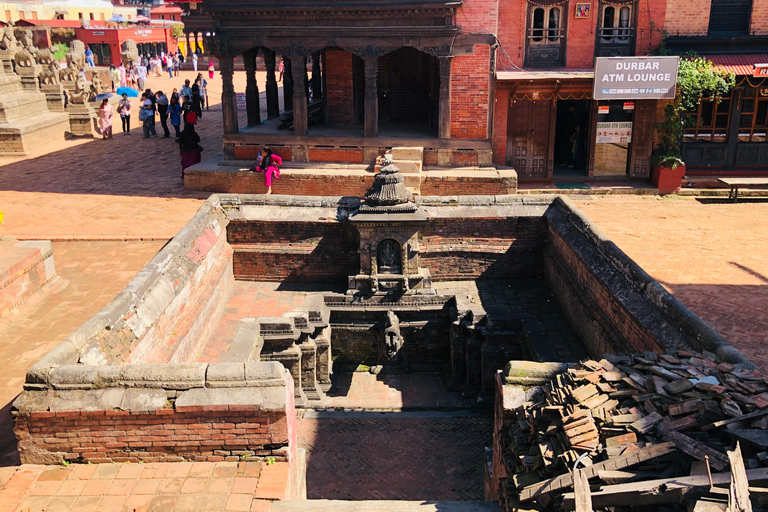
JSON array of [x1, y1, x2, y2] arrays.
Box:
[[250, 147, 281, 195], [98, 98, 113, 139], [118, 63, 127, 88], [208, 60, 215, 80]]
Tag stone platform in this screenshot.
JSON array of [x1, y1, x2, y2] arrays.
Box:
[[0, 239, 56, 320], [184, 158, 518, 197]]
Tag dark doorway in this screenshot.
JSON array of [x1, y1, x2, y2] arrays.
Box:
[[553, 99, 591, 177]]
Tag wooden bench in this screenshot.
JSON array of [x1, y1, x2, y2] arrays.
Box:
[[717, 177, 768, 202]]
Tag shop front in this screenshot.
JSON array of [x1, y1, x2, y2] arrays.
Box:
[[75, 27, 177, 67], [493, 56, 678, 182]]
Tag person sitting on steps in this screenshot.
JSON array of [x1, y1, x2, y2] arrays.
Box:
[[250, 147, 282, 195]]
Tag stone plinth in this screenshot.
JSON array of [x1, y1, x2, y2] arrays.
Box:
[[66, 103, 96, 137], [0, 50, 13, 74], [16, 64, 41, 92], [40, 83, 65, 112]]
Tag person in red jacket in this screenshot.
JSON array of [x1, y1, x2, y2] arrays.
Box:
[[250, 147, 282, 195]]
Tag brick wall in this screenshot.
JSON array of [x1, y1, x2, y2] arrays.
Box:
[[451, 45, 490, 139], [491, 86, 510, 166], [664, 0, 711, 36], [566, 1, 598, 68], [15, 406, 290, 464], [324, 48, 355, 125], [185, 169, 375, 197], [457, 0, 498, 34], [0, 241, 55, 319], [751, 1, 768, 35]]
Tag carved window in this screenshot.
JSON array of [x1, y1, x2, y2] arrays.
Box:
[[683, 92, 733, 143], [525, 2, 566, 67], [600, 5, 632, 43], [708, 0, 752, 36], [529, 6, 563, 45]]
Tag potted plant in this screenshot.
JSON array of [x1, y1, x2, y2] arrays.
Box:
[[651, 56, 734, 194]]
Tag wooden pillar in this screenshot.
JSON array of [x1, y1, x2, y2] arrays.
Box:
[[193, 32, 200, 53], [283, 56, 293, 113], [437, 56, 452, 139], [185, 32, 192, 57], [220, 54, 238, 135], [264, 49, 280, 118], [363, 56, 378, 138], [311, 51, 322, 101], [290, 55, 308, 136], [243, 49, 260, 126]]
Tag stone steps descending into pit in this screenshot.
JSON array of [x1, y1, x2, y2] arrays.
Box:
[[272, 501, 501, 512], [391, 146, 424, 195]]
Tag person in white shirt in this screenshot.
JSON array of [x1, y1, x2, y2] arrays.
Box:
[[180, 79, 192, 102], [192, 52, 198, 72], [136, 63, 148, 91]]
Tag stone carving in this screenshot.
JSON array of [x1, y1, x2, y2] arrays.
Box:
[[67, 75, 93, 104], [377, 239, 402, 274], [66, 40, 86, 69], [0, 27, 16, 51], [343, 45, 396, 58], [383, 310, 404, 363], [35, 47, 56, 66], [90, 73, 105, 96], [40, 61, 60, 85], [120, 39, 139, 66], [421, 45, 452, 57], [13, 47, 35, 68], [59, 61, 78, 83], [364, 154, 413, 206]]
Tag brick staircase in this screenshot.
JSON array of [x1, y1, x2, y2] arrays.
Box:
[[272, 501, 501, 511], [0, 67, 68, 156]]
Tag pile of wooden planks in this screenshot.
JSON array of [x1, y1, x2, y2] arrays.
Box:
[[500, 349, 768, 511]]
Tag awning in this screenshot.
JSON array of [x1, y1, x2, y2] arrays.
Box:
[[703, 54, 768, 76], [496, 69, 594, 81]]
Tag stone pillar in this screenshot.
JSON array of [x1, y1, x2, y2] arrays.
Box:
[[311, 51, 322, 101], [363, 56, 378, 138], [243, 49, 260, 126], [290, 55, 308, 136], [193, 32, 200, 53], [219, 54, 238, 135], [185, 32, 192, 57], [437, 56, 452, 139], [283, 56, 293, 113], [264, 49, 280, 118]]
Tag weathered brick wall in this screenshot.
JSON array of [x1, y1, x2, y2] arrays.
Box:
[[457, 0, 498, 33], [566, 1, 599, 68], [751, 1, 768, 35], [185, 169, 374, 197], [491, 86, 510, 166], [420, 216, 547, 280], [664, 0, 711, 36], [451, 45, 490, 139], [228, 220, 359, 282], [0, 241, 56, 319], [324, 48, 355, 125]]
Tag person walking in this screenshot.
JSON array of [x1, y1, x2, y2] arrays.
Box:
[[156, 90, 170, 138], [136, 61, 147, 91], [166, 56, 174, 79], [140, 93, 157, 138], [192, 52, 198, 72], [85, 46, 95, 67], [208, 60, 214, 80], [118, 93, 131, 134], [173, 54, 180, 77], [118, 62, 127, 88], [249, 147, 282, 195], [109, 65, 119, 92], [200, 75, 208, 111], [180, 79, 192, 102], [169, 93, 182, 138], [191, 77, 202, 119], [179, 112, 202, 177], [278, 58, 284, 82], [98, 98, 113, 139]]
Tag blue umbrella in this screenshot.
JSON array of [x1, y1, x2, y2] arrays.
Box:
[[116, 87, 138, 97], [108, 15, 125, 22], [94, 92, 113, 101]]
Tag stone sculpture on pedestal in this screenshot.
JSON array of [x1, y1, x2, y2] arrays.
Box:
[[120, 40, 139, 67], [66, 40, 86, 69]]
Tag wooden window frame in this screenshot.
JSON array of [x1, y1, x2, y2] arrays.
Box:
[[525, 2, 568, 67], [683, 92, 734, 143]]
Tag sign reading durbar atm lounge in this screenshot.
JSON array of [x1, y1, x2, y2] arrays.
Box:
[[593, 56, 680, 100]]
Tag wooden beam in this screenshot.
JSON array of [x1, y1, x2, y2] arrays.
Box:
[[702, 409, 768, 432], [728, 442, 753, 512], [659, 428, 730, 472], [573, 469, 592, 512]]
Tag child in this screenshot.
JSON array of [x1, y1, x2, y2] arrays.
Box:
[[250, 147, 282, 195]]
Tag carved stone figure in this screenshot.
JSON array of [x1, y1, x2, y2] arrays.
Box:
[[66, 40, 86, 69], [377, 239, 401, 274], [90, 73, 105, 96], [120, 39, 139, 66], [59, 61, 78, 83], [35, 48, 56, 66], [67, 75, 93, 104], [383, 310, 404, 363], [0, 28, 16, 51], [17, 29, 35, 51], [39, 61, 60, 85], [13, 48, 35, 68]]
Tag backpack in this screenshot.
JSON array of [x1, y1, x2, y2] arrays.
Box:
[[138, 107, 150, 122]]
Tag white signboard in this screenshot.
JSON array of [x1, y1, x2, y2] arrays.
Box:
[[594, 56, 679, 100], [236, 92, 246, 109], [596, 122, 633, 144]]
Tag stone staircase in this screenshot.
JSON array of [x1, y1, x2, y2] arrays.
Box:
[[272, 501, 502, 512], [390, 146, 424, 197], [0, 66, 68, 156]]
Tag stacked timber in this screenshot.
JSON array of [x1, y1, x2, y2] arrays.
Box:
[[500, 350, 768, 512]]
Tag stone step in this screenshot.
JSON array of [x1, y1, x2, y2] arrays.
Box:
[[402, 173, 422, 189], [272, 501, 502, 512], [0, 74, 22, 96], [0, 92, 50, 124], [391, 146, 424, 162], [0, 111, 69, 156], [396, 159, 423, 173]]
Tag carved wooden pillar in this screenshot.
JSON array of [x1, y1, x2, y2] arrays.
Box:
[[243, 49, 260, 126], [363, 56, 378, 138], [220, 54, 238, 135], [264, 49, 280, 118], [185, 32, 192, 57], [283, 56, 293, 113], [311, 51, 322, 101], [193, 32, 200, 53], [290, 55, 308, 136], [437, 56, 452, 139]]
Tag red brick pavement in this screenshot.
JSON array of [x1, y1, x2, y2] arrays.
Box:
[[578, 195, 768, 371], [297, 412, 491, 501]]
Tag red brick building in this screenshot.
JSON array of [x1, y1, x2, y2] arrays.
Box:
[[76, 26, 178, 66], [492, 0, 669, 181]]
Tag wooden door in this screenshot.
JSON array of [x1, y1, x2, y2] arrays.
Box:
[[629, 100, 655, 178], [506, 99, 551, 178]]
